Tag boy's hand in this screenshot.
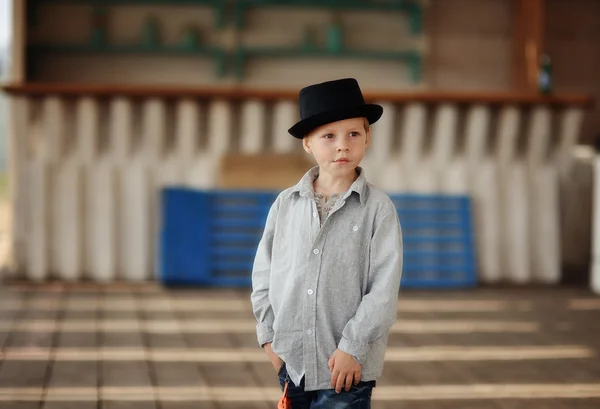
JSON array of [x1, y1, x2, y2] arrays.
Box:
[[263, 343, 284, 373], [328, 349, 362, 393]]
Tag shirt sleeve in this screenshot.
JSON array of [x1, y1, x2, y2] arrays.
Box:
[[338, 201, 403, 361], [250, 195, 280, 347]]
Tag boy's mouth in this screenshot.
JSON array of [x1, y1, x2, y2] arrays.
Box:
[[334, 158, 350, 163]]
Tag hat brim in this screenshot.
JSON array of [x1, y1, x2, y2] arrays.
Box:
[[288, 104, 383, 139]]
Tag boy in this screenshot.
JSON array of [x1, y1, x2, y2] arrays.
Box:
[[250, 78, 403, 408]]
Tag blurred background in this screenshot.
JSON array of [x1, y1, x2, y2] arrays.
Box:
[[0, 1, 599, 408]]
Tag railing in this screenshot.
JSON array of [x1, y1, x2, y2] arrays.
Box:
[[1, 83, 594, 284], [160, 188, 477, 288]]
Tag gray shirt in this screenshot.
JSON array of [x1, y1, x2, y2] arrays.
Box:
[[250, 166, 404, 391]]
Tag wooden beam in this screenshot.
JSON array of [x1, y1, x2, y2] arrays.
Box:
[[10, 0, 27, 82], [512, 0, 545, 92], [0, 83, 595, 107]]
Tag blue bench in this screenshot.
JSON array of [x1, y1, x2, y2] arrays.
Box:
[[159, 188, 476, 288]]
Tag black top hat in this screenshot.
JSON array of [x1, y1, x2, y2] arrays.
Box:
[[288, 78, 383, 139]]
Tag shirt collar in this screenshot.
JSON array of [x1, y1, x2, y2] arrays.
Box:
[[288, 166, 368, 206]]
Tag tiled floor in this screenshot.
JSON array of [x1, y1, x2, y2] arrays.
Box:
[[0, 283, 599, 408]]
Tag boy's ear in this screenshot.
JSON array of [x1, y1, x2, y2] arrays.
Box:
[[302, 136, 312, 153], [365, 128, 371, 148]]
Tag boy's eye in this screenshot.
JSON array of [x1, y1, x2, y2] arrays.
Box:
[[349, 131, 360, 137], [323, 133, 334, 139]]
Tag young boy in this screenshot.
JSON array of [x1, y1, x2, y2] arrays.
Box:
[[250, 78, 403, 408]]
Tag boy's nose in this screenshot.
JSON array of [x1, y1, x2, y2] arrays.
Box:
[[337, 140, 350, 152]]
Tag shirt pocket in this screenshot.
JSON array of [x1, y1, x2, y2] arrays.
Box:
[[330, 220, 367, 264]]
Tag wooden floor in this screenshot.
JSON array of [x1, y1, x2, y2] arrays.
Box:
[[0, 283, 599, 409]]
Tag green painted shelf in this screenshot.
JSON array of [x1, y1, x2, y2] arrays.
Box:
[[28, 44, 228, 78], [27, 0, 425, 82], [47, 0, 216, 3], [234, 46, 422, 83], [233, 0, 423, 34], [29, 0, 227, 28]]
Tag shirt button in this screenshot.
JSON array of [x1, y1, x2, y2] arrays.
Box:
[[307, 289, 314, 295], [307, 329, 313, 335], [353, 225, 359, 232], [313, 249, 320, 255], [313, 212, 317, 218]]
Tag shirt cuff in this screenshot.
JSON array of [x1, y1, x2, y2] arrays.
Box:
[[257, 322, 274, 347], [338, 337, 370, 363]]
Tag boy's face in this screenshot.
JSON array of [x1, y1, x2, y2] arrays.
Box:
[[302, 117, 370, 178]]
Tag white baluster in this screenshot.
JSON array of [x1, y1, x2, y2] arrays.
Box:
[[87, 159, 116, 282], [48, 97, 68, 280], [116, 97, 149, 281], [439, 106, 466, 196], [527, 107, 558, 283], [7, 96, 29, 279], [26, 97, 52, 280], [534, 164, 561, 284], [506, 162, 530, 283], [121, 98, 168, 281], [432, 104, 459, 168], [380, 159, 406, 193], [158, 127, 183, 186], [54, 98, 94, 281], [142, 98, 166, 164], [51, 156, 81, 281], [557, 108, 585, 274], [527, 107, 551, 168], [77, 97, 111, 282], [496, 107, 520, 167], [76, 96, 98, 267], [496, 107, 521, 282], [30, 97, 64, 281], [113, 97, 145, 281], [412, 158, 437, 194], [464, 105, 491, 187], [187, 102, 213, 190], [88, 98, 131, 282], [431, 104, 458, 193], [272, 101, 298, 154], [561, 147, 594, 274], [120, 157, 151, 281], [188, 153, 218, 190], [239, 100, 265, 154], [207, 99, 232, 156], [77, 97, 98, 165], [370, 101, 395, 164], [49, 98, 83, 281], [400, 103, 426, 192], [43, 97, 64, 164], [27, 159, 48, 282], [592, 152, 600, 294], [557, 107, 584, 177], [176, 98, 201, 170], [443, 160, 467, 194], [474, 157, 500, 283], [110, 97, 132, 164], [190, 100, 232, 189], [364, 101, 394, 188], [379, 103, 405, 193], [464, 105, 500, 283]]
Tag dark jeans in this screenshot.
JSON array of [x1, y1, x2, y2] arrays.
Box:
[[277, 363, 375, 409]]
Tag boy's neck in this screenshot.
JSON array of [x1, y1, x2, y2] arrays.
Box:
[[314, 167, 358, 199]]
